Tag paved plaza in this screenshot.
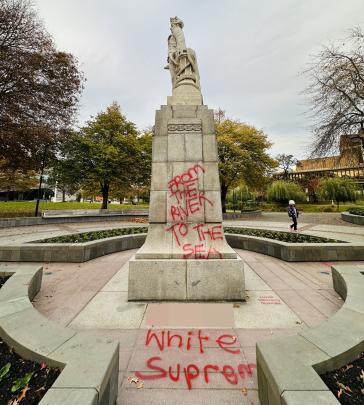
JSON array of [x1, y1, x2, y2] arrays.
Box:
[[0, 213, 363, 404]]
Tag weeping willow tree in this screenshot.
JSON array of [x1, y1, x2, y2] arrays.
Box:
[[318, 177, 357, 209], [267, 181, 306, 204]]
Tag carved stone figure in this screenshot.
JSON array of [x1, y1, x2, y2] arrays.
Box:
[[165, 16, 200, 91]]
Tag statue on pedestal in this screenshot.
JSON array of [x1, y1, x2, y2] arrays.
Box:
[[165, 16, 200, 91]]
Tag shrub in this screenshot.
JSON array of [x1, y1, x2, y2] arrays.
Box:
[[322, 207, 335, 212], [35, 227, 148, 243], [267, 181, 306, 204], [348, 208, 364, 216], [224, 227, 344, 243], [318, 177, 357, 209]]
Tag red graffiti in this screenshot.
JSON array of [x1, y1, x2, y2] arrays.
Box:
[[258, 295, 281, 305], [135, 330, 256, 389], [168, 164, 213, 222], [165, 164, 223, 259], [182, 244, 222, 259], [165, 223, 223, 259], [192, 224, 223, 242], [145, 329, 217, 354], [168, 164, 204, 204], [134, 357, 257, 390]]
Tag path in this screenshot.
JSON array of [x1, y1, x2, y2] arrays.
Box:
[[1, 214, 363, 404]]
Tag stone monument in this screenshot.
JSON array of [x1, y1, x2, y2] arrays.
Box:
[[128, 16, 245, 301]]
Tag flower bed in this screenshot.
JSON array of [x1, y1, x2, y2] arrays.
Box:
[[0, 276, 61, 404], [0, 340, 60, 405], [320, 351, 364, 404], [224, 227, 346, 243], [35, 226, 148, 244], [0, 275, 11, 289], [348, 208, 364, 217]]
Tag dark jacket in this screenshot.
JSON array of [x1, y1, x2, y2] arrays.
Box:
[[288, 206, 299, 219]]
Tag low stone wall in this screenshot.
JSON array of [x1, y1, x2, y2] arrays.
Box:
[[0, 234, 147, 262], [0, 212, 148, 228], [42, 208, 148, 217], [1, 231, 364, 263], [341, 211, 364, 225], [222, 210, 262, 220], [226, 233, 364, 261], [0, 265, 119, 405], [256, 265, 364, 405]]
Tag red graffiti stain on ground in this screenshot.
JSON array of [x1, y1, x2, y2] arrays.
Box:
[[134, 329, 257, 389], [258, 295, 282, 305]]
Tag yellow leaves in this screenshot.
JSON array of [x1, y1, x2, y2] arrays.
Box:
[[336, 382, 352, 399], [360, 369, 364, 384], [7, 385, 30, 405], [127, 375, 144, 389], [341, 364, 353, 372]]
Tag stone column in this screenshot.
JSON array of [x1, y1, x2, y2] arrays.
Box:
[[128, 100, 245, 301]]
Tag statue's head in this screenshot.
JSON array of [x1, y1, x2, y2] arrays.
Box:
[[170, 16, 184, 29]]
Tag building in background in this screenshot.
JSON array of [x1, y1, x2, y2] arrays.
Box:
[[275, 130, 364, 188]]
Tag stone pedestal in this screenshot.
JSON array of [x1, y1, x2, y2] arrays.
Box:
[[128, 101, 245, 301]]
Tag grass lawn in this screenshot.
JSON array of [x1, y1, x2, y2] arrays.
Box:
[[1, 200, 364, 218], [260, 201, 364, 213], [0, 201, 149, 218]]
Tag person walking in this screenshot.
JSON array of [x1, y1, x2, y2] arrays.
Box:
[[288, 200, 299, 231]]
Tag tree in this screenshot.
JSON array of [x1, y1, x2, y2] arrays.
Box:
[[275, 154, 297, 180], [47, 159, 82, 202], [55, 103, 139, 209], [318, 177, 357, 209], [305, 27, 364, 156], [0, 0, 84, 171], [216, 113, 277, 212], [267, 181, 307, 204], [0, 160, 38, 199], [297, 174, 321, 203]]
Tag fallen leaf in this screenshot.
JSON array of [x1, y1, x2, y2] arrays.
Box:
[[233, 303, 240, 308], [342, 364, 353, 372], [241, 387, 248, 396], [136, 381, 144, 389], [15, 385, 29, 402], [128, 376, 140, 384]]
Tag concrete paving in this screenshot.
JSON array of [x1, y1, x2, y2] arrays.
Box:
[[1, 214, 363, 404]]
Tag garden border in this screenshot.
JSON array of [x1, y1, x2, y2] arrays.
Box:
[[0, 234, 147, 262], [0, 211, 148, 229], [341, 211, 364, 225], [222, 210, 262, 220], [225, 233, 364, 261], [256, 265, 364, 405], [1, 229, 364, 263], [0, 264, 119, 405]]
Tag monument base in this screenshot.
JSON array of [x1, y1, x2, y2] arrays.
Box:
[[167, 83, 203, 105], [128, 256, 245, 301]]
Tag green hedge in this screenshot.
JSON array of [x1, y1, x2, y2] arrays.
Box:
[[34, 227, 148, 243], [348, 208, 364, 217], [224, 227, 345, 243]]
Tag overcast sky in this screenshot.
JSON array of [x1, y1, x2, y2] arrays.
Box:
[[33, 0, 363, 159]]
